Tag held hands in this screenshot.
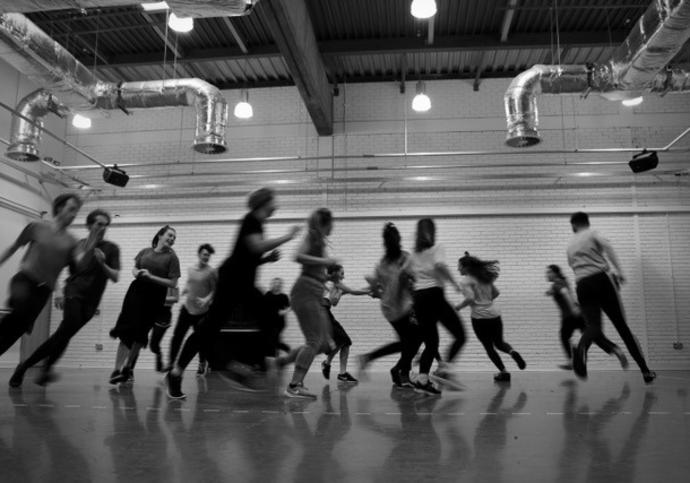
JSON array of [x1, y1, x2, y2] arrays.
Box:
[[288, 225, 302, 239]]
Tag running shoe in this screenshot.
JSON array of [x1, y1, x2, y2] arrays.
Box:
[[643, 371, 657, 384], [284, 382, 317, 399], [398, 371, 415, 389], [414, 380, 441, 396], [9, 364, 26, 388], [511, 351, 526, 370], [109, 367, 131, 385], [197, 360, 209, 376], [572, 345, 588, 380], [337, 372, 358, 383], [494, 371, 511, 382], [321, 361, 331, 380], [166, 372, 186, 399], [390, 366, 402, 386]]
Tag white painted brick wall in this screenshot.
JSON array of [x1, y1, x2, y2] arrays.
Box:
[[14, 77, 688, 372]]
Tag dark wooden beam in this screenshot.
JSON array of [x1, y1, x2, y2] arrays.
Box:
[[77, 30, 629, 69], [259, 0, 333, 135]]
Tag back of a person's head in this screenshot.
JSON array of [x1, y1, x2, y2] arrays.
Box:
[[570, 211, 590, 227], [459, 251, 499, 284], [415, 218, 435, 252], [383, 222, 402, 261]]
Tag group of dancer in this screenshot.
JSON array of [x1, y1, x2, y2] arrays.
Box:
[[0, 189, 655, 400]]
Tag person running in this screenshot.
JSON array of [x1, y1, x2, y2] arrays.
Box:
[[320, 264, 370, 384], [403, 218, 466, 396], [282, 208, 339, 399], [264, 277, 291, 357], [109, 225, 180, 384], [360, 222, 419, 388], [8, 208, 120, 387], [148, 286, 179, 372], [567, 212, 655, 383], [0, 194, 94, 360], [545, 264, 623, 371], [456, 252, 526, 382], [167, 244, 217, 376], [167, 188, 300, 399]]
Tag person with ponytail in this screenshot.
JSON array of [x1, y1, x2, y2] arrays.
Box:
[[109, 225, 180, 385], [403, 218, 466, 396], [457, 252, 525, 382], [282, 208, 339, 399]]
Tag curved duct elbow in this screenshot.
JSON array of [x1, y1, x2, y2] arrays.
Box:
[[7, 89, 69, 162], [95, 79, 228, 154]]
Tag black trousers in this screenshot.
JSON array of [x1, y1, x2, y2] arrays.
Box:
[[472, 317, 513, 372], [560, 314, 586, 358], [362, 313, 421, 374], [413, 287, 466, 374], [168, 306, 207, 366], [21, 297, 98, 370], [575, 271, 650, 373], [0, 272, 52, 357]]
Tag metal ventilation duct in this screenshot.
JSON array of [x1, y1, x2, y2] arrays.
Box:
[[0, 1, 259, 18], [505, 0, 690, 147], [0, 13, 228, 161]]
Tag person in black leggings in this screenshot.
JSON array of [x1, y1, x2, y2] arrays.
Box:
[[9, 209, 120, 387], [360, 222, 420, 388], [567, 212, 655, 383], [456, 252, 525, 382], [403, 218, 465, 396]]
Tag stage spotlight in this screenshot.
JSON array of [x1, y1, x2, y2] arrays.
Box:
[[629, 150, 658, 173], [103, 165, 130, 187]]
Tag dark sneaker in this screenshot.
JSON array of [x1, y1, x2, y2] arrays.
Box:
[[284, 383, 317, 399], [643, 371, 657, 384], [321, 361, 331, 380], [572, 345, 587, 380], [35, 370, 59, 387], [511, 351, 526, 370], [612, 347, 629, 370], [414, 380, 441, 396], [494, 371, 511, 382], [166, 372, 186, 399], [337, 372, 358, 383], [197, 360, 209, 376], [398, 372, 414, 388], [390, 366, 402, 386], [109, 367, 131, 385], [9, 364, 26, 388]]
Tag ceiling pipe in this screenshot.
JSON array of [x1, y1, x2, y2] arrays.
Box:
[[0, 13, 228, 161], [504, 0, 690, 147], [0, 1, 259, 17]]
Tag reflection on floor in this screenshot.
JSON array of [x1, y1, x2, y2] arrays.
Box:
[[0, 369, 688, 482]]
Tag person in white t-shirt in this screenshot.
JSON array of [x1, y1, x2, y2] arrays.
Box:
[[403, 218, 466, 396], [456, 252, 525, 382]]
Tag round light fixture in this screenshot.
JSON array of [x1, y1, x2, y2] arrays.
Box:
[[411, 0, 437, 19], [72, 114, 92, 129], [168, 13, 193, 33], [412, 81, 431, 112], [234, 90, 254, 119]]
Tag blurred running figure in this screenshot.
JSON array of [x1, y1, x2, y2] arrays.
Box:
[[457, 252, 525, 383], [567, 212, 655, 383], [167, 244, 217, 375], [9, 209, 120, 387], [320, 264, 370, 384]]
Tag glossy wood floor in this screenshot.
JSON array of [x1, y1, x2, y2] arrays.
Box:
[[0, 368, 688, 483]]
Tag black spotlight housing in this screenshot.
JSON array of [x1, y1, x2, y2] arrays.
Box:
[[629, 150, 659, 173], [103, 165, 129, 187]]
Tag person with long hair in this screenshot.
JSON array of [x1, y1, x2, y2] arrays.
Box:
[[167, 244, 217, 375], [319, 264, 370, 383], [567, 212, 655, 383], [360, 222, 419, 388], [167, 188, 300, 399], [8, 208, 120, 387], [457, 252, 525, 382], [109, 225, 180, 384], [0, 194, 93, 362], [403, 218, 466, 396], [282, 208, 339, 399]]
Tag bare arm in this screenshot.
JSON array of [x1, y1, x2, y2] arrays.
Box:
[[455, 280, 475, 311], [435, 262, 462, 292], [337, 281, 371, 296], [138, 269, 178, 289]]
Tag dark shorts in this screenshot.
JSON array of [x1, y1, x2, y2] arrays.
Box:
[[328, 310, 352, 348]]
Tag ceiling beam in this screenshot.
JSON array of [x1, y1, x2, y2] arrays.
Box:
[[259, 0, 333, 135], [77, 30, 629, 69], [221, 17, 248, 54], [500, 0, 519, 42], [141, 11, 183, 60]]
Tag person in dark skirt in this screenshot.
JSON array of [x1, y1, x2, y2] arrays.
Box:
[[109, 225, 180, 384]]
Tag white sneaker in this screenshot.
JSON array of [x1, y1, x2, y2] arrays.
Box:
[[284, 383, 317, 399]]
